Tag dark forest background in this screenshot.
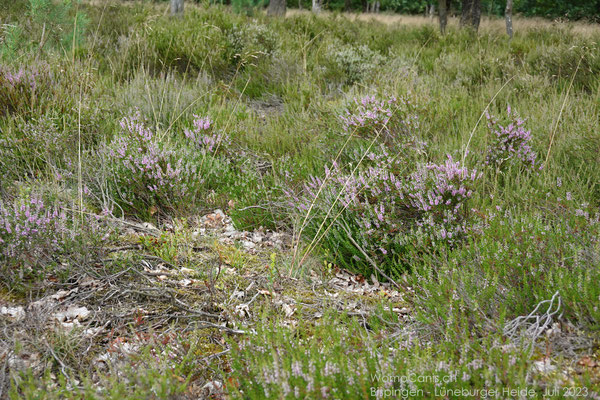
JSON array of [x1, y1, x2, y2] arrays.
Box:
[[173, 0, 600, 21]]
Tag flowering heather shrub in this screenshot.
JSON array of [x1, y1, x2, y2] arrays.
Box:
[[103, 112, 238, 218], [0, 64, 52, 116], [404, 156, 481, 242], [340, 95, 419, 146], [184, 115, 231, 153], [105, 112, 189, 216], [0, 193, 109, 290], [485, 106, 539, 171], [0, 196, 67, 263], [412, 204, 600, 337], [287, 151, 480, 276], [230, 322, 382, 398]]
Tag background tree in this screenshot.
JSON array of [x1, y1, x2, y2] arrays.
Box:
[[268, 0, 286, 15], [505, 0, 513, 38], [437, 0, 447, 33], [171, 0, 184, 15], [266, 0, 598, 19], [460, 0, 481, 31], [512, 0, 600, 21], [312, 0, 322, 12]]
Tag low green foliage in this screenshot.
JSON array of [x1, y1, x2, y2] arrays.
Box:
[[227, 312, 594, 399], [410, 205, 600, 338]]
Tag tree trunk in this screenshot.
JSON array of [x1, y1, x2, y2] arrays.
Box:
[[344, 0, 351, 12], [428, 4, 435, 20], [268, 0, 286, 16], [374, 1, 380, 13], [460, 0, 473, 27], [460, 0, 480, 31], [170, 0, 184, 16], [505, 0, 513, 38], [471, 0, 481, 30], [438, 0, 447, 34], [312, 0, 322, 13]]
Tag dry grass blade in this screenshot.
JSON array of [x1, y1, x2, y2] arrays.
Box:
[[461, 76, 514, 165], [543, 55, 584, 167]]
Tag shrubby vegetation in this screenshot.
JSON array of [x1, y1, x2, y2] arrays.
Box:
[[1, 0, 599, 398]]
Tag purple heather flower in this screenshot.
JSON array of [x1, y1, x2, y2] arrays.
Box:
[[486, 106, 539, 171]]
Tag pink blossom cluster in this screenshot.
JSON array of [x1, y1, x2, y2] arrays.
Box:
[[184, 115, 230, 153], [0, 64, 51, 115], [0, 66, 44, 91], [109, 112, 184, 195], [405, 156, 481, 242], [287, 151, 480, 266], [0, 196, 67, 259], [340, 94, 418, 143], [485, 106, 539, 170]]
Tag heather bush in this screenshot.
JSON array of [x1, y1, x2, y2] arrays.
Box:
[[0, 196, 68, 264], [100, 112, 240, 219], [485, 106, 539, 172], [0, 117, 79, 181], [288, 151, 481, 276], [0, 193, 108, 288], [0, 64, 53, 116], [102, 112, 190, 218], [184, 115, 231, 153], [340, 94, 419, 146]]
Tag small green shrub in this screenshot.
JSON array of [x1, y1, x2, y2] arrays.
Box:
[[228, 22, 279, 67], [526, 42, 600, 91], [0, 117, 80, 181], [325, 41, 385, 85], [130, 8, 279, 78]]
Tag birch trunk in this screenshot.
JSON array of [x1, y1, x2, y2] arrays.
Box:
[[312, 0, 322, 13], [505, 0, 513, 39], [170, 0, 184, 16]]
